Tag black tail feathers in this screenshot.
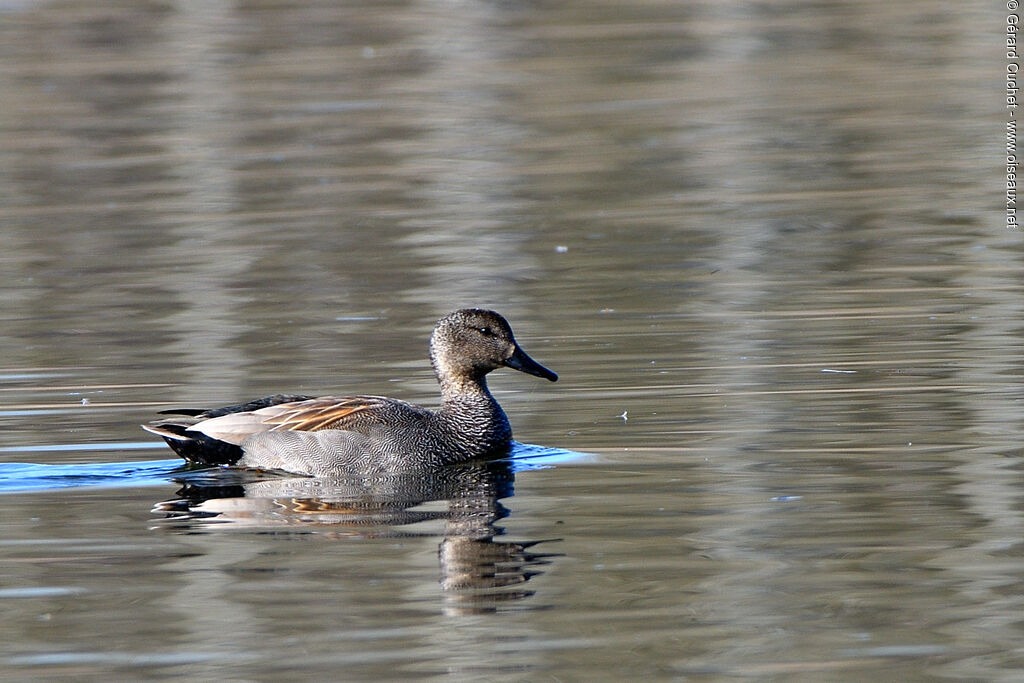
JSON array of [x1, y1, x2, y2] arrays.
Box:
[[144, 422, 244, 467]]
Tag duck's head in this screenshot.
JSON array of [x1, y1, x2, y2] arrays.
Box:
[[430, 308, 558, 385]]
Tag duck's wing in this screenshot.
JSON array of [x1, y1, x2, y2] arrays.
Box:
[[187, 395, 406, 445], [259, 396, 397, 431]]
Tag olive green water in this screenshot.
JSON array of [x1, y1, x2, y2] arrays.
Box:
[[1, 1, 1019, 680]]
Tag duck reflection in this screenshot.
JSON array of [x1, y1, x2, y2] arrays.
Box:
[[152, 459, 559, 613]]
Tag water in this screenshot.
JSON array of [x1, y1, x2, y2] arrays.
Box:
[[1, 0, 1018, 679]]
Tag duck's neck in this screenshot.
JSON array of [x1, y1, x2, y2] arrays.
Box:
[[436, 374, 512, 455]]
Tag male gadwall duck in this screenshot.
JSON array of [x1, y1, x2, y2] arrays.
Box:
[[143, 309, 557, 476]]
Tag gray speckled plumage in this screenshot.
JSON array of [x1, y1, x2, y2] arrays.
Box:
[[143, 309, 557, 476]]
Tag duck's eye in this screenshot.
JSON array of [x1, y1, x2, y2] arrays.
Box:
[[477, 327, 496, 338]]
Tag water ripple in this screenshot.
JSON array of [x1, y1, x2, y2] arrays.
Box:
[[0, 443, 585, 494]]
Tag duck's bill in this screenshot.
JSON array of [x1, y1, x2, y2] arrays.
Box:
[[505, 346, 558, 382]]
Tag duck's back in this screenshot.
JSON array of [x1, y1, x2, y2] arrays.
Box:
[[205, 395, 448, 476]]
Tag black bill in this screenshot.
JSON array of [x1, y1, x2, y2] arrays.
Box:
[[504, 345, 558, 382]]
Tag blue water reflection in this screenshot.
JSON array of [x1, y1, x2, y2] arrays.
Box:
[[0, 458, 182, 494], [0, 442, 588, 494]]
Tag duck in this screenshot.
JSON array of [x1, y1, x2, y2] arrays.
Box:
[[143, 309, 557, 476]]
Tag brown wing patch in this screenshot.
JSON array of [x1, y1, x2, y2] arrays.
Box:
[[258, 396, 386, 432]]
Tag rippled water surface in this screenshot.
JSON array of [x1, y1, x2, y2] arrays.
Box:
[[1, 0, 1018, 680]]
